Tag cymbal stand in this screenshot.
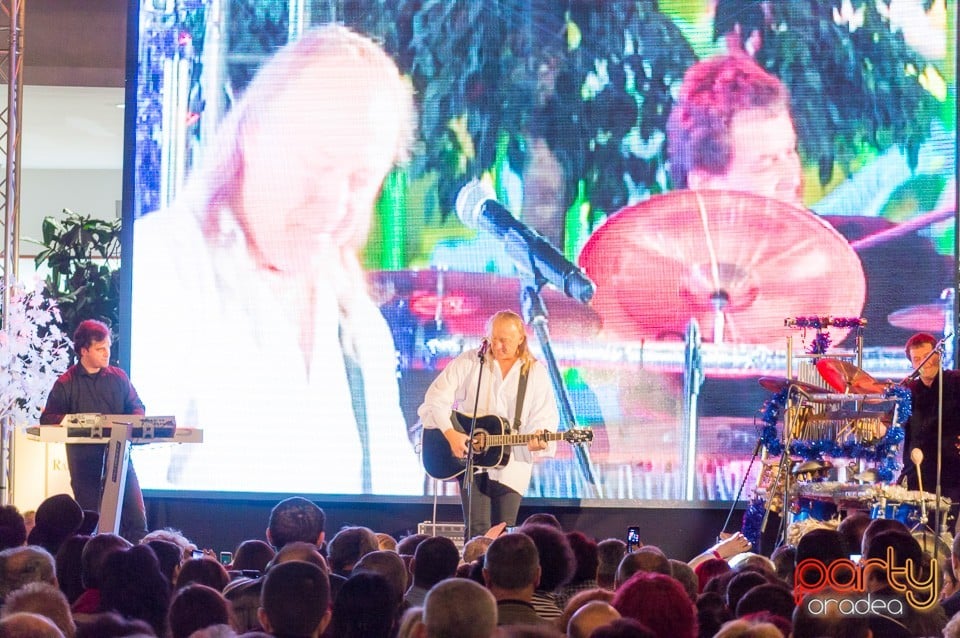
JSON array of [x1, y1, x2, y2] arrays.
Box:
[[519, 276, 602, 498], [681, 319, 704, 500]]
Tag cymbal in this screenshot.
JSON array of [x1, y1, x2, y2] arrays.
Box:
[[888, 303, 949, 333], [815, 358, 888, 394], [368, 270, 602, 338], [757, 376, 827, 395], [577, 190, 865, 347]]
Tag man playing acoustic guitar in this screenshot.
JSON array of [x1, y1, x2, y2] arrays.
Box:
[[418, 310, 559, 538]]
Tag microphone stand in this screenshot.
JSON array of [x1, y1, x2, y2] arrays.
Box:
[[518, 272, 602, 498], [463, 343, 488, 539]]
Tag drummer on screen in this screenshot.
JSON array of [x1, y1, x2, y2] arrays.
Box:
[[899, 332, 960, 505]]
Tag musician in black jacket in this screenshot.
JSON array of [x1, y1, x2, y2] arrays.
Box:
[[899, 331, 960, 506], [418, 310, 559, 538], [40, 319, 148, 542]]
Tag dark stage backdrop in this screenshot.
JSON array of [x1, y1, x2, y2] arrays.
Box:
[[122, 1, 957, 504]]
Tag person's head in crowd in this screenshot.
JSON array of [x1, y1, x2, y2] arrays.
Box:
[[73, 611, 156, 638], [0, 582, 75, 638], [54, 535, 89, 604], [668, 559, 698, 603], [523, 513, 563, 530], [666, 53, 802, 208], [266, 497, 325, 550], [734, 583, 795, 620], [396, 605, 423, 638], [712, 617, 783, 638], [595, 538, 627, 590], [140, 528, 196, 562], [727, 553, 775, 575], [860, 517, 909, 555], [612, 571, 697, 638], [80, 533, 130, 591], [556, 587, 614, 635], [222, 576, 262, 634], [174, 557, 230, 592], [396, 533, 429, 557], [588, 617, 656, 638], [563, 532, 599, 588], [694, 556, 731, 594], [0, 507, 26, 551], [26, 495, 83, 557], [167, 584, 232, 638], [20, 513, 34, 542], [353, 550, 408, 610], [791, 592, 870, 638], [259, 560, 330, 638], [836, 511, 871, 557], [696, 591, 731, 638], [483, 532, 540, 599], [566, 600, 620, 638], [0, 611, 65, 638], [269, 541, 326, 571], [327, 571, 395, 638], [769, 544, 796, 586], [0, 545, 57, 600], [410, 536, 460, 592], [144, 540, 182, 589], [725, 570, 769, 614], [462, 536, 493, 564], [614, 545, 670, 588], [326, 526, 378, 576], [375, 532, 397, 552], [421, 577, 496, 638], [862, 528, 925, 593], [76, 512, 98, 537], [99, 545, 171, 637], [944, 613, 960, 638], [795, 528, 848, 588], [231, 539, 274, 574], [740, 611, 792, 637], [181, 625, 235, 638], [942, 555, 957, 601], [518, 523, 575, 593]]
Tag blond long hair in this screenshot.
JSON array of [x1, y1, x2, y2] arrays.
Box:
[[487, 310, 536, 373]]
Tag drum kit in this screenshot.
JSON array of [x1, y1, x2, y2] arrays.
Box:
[[756, 355, 953, 547]]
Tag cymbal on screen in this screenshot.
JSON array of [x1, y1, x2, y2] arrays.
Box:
[[888, 303, 950, 333], [577, 190, 866, 347], [368, 270, 602, 339], [815, 358, 888, 394]]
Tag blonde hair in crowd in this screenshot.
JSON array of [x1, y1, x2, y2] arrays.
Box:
[[486, 310, 536, 373]]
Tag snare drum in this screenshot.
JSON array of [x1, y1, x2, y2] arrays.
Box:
[[870, 501, 923, 526]]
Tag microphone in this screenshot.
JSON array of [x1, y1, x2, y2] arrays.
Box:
[[455, 180, 596, 304], [477, 338, 490, 361]]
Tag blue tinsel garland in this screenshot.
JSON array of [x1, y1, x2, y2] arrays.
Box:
[[756, 384, 910, 481]]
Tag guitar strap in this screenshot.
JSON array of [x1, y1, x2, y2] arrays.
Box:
[[512, 364, 530, 434]]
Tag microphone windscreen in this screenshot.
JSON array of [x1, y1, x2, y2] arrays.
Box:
[[455, 179, 495, 229]]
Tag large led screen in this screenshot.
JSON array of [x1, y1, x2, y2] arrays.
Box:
[[126, 0, 956, 500]]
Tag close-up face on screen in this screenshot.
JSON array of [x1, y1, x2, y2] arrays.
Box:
[[126, 0, 956, 501]]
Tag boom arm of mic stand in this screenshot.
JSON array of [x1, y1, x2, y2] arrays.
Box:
[[520, 282, 603, 499]]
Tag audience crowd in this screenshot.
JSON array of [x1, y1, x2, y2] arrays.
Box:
[[0, 493, 955, 637]]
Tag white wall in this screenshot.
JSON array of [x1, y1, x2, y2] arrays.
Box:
[[18, 167, 122, 257]]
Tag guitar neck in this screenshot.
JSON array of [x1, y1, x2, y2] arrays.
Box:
[[484, 432, 564, 447]]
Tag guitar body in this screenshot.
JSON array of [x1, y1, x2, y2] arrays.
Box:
[[421, 412, 511, 481]]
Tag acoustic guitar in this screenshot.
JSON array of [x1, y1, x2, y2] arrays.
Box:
[[421, 411, 594, 481]]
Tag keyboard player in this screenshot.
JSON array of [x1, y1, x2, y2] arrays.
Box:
[[40, 320, 148, 542]]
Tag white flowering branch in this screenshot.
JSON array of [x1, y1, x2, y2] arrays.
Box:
[[0, 278, 71, 427]]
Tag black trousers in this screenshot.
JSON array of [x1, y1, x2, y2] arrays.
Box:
[[65, 443, 148, 543], [460, 472, 522, 539]]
